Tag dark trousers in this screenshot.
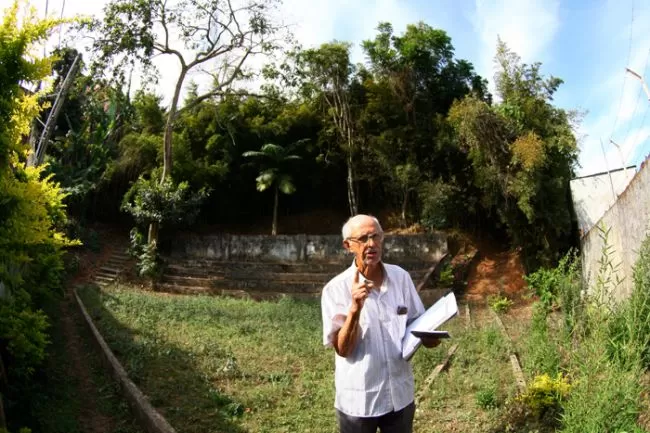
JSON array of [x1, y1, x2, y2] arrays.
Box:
[[336, 402, 415, 433]]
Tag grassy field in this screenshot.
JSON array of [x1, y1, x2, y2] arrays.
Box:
[[77, 283, 523, 433]]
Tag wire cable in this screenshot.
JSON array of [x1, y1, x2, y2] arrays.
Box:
[[608, 0, 635, 142], [619, 47, 649, 163]]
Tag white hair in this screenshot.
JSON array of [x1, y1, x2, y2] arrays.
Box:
[[341, 214, 383, 240]]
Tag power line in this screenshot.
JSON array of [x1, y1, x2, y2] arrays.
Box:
[[608, 0, 635, 139], [618, 47, 650, 163], [58, 0, 66, 49], [626, 57, 650, 166]]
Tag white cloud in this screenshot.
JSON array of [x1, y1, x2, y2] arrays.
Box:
[[281, 0, 418, 63], [471, 0, 560, 90]]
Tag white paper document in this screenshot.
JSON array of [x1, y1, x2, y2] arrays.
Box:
[[402, 291, 458, 360]]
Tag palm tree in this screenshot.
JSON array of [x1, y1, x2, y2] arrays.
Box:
[[243, 143, 302, 235]]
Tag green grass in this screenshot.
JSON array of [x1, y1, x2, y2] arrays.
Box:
[[77, 284, 523, 433], [414, 320, 517, 432], [9, 294, 142, 433], [78, 285, 335, 433]]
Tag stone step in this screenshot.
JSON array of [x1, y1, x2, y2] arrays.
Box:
[[106, 256, 130, 264], [163, 259, 348, 274], [162, 268, 430, 287], [222, 270, 335, 282], [160, 275, 220, 288], [209, 278, 324, 293], [96, 271, 119, 279], [98, 266, 122, 274], [163, 259, 435, 275], [158, 278, 324, 293], [95, 275, 116, 282], [152, 285, 321, 302], [164, 264, 226, 277]]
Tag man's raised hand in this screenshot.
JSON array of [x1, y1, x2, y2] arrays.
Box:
[[350, 269, 369, 314]]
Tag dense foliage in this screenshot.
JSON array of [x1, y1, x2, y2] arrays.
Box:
[[7, 1, 581, 285], [0, 1, 75, 430], [62, 6, 579, 264]]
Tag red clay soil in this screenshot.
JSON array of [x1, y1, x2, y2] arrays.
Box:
[[68, 223, 128, 286], [464, 248, 528, 304]]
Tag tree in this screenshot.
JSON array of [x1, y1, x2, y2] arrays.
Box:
[[295, 43, 360, 215], [243, 143, 301, 235], [359, 22, 489, 222], [88, 0, 284, 245], [448, 40, 578, 267]]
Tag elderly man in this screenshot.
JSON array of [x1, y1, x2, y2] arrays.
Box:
[[321, 214, 439, 433]]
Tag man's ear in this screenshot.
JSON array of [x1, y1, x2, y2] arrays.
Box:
[[342, 240, 350, 251]]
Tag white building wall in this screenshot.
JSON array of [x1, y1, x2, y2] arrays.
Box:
[[570, 167, 636, 236], [579, 161, 650, 300]]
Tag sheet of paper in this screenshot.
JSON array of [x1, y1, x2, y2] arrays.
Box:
[[402, 291, 458, 360]]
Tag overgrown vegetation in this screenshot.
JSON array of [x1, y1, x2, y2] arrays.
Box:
[[505, 229, 650, 432], [19, 0, 577, 267], [0, 3, 77, 431], [72, 229, 650, 432]]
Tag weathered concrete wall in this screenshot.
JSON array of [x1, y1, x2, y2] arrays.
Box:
[[580, 158, 650, 300], [167, 232, 448, 264], [570, 167, 636, 236]]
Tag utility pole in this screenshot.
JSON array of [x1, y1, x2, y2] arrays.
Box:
[[609, 138, 629, 178], [626, 67, 650, 101], [28, 53, 81, 167]]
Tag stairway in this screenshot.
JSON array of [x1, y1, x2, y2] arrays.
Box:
[[157, 257, 437, 301], [93, 247, 131, 288]]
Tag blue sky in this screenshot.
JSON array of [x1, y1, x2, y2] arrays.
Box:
[[3, 0, 650, 176]]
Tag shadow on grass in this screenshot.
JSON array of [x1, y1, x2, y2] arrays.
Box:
[[5, 290, 142, 433], [77, 284, 247, 433]]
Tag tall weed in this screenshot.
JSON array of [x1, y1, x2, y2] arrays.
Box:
[[518, 228, 650, 432]]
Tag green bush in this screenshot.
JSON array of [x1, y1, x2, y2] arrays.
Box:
[[121, 173, 209, 228], [518, 373, 570, 416], [524, 249, 580, 312], [488, 294, 513, 313], [476, 386, 498, 410], [128, 228, 162, 279], [418, 179, 464, 230]]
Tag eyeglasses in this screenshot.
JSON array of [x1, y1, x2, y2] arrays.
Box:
[[347, 232, 384, 244]]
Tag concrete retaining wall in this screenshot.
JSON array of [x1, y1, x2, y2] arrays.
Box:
[[581, 158, 650, 300], [74, 290, 177, 433], [166, 232, 448, 264]]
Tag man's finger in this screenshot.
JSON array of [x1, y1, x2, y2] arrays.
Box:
[[354, 269, 359, 284]]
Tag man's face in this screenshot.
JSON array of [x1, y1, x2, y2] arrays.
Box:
[[344, 217, 384, 269]]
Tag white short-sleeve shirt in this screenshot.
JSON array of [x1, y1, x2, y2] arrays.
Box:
[[321, 262, 425, 417]]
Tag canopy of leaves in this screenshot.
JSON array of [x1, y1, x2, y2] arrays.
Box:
[[44, 18, 579, 265], [0, 0, 75, 390], [121, 174, 209, 227]]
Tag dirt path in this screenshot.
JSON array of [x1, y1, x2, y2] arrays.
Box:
[[463, 247, 528, 305], [60, 290, 114, 433], [59, 224, 136, 433]]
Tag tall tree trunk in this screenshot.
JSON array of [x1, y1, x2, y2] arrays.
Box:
[[401, 190, 408, 228], [346, 128, 358, 216], [148, 67, 187, 246], [0, 354, 6, 431], [272, 186, 279, 236], [160, 67, 187, 183], [147, 221, 159, 249]]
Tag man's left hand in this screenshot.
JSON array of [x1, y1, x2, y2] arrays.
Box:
[[420, 336, 441, 348]]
